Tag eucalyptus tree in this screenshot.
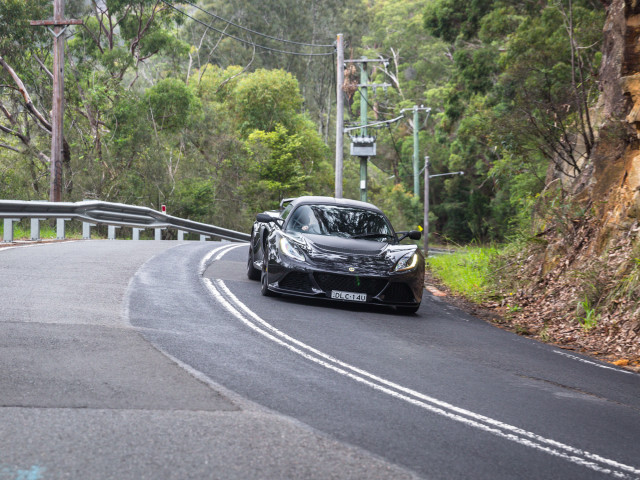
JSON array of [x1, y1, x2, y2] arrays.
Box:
[[225, 68, 332, 212], [422, 0, 605, 241], [0, 0, 56, 196], [0, 0, 192, 200], [179, 0, 363, 141], [65, 0, 191, 200]]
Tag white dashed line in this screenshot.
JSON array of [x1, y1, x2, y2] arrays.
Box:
[[553, 350, 635, 375], [201, 244, 640, 479]]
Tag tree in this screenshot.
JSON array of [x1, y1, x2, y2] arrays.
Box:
[[234, 69, 332, 210], [420, 0, 604, 241], [231, 69, 302, 134], [0, 0, 56, 195]]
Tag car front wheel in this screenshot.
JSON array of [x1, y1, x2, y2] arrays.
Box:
[[247, 249, 261, 281], [261, 267, 275, 296]]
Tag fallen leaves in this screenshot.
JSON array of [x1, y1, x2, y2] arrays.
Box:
[[426, 214, 640, 371], [612, 359, 630, 366]]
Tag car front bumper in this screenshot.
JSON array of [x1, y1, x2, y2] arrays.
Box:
[[265, 257, 424, 307]]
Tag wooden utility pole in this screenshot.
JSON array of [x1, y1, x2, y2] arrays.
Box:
[[423, 156, 430, 257], [30, 1, 82, 202], [359, 59, 368, 203], [335, 33, 344, 199]]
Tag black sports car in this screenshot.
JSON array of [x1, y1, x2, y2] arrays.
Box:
[[247, 196, 425, 314]]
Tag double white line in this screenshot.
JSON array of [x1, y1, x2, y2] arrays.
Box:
[[202, 243, 640, 479]]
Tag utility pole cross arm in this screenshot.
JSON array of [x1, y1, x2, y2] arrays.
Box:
[[30, 19, 83, 26]]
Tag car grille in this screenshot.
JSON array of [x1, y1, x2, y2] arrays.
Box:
[[278, 272, 314, 293], [314, 273, 387, 296], [381, 283, 416, 303]]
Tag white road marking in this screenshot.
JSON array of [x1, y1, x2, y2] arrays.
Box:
[[201, 244, 640, 479], [553, 350, 635, 375], [0, 240, 80, 253]]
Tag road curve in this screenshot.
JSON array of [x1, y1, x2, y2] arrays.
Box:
[[131, 242, 640, 479], [1, 240, 639, 479], [0, 240, 416, 480]]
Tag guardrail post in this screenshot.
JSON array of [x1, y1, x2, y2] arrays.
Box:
[[108, 225, 120, 240], [178, 230, 186, 241], [56, 218, 71, 240], [82, 222, 96, 240], [30, 218, 46, 241], [200, 234, 209, 242], [132, 228, 144, 241], [155, 228, 164, 241], [3, 218, 20, 243]]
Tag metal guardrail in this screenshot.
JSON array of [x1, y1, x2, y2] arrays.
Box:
[[428, 247, 456, 256], [0, 199, 250, 243]]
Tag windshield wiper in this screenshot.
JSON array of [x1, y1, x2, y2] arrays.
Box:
[[352, 232, 394, 239]]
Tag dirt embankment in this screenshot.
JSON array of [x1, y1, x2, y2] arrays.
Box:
[[450, 0, 640, 372], [425, 215, 640, 373]]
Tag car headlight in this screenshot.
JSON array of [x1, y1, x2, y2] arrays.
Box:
[[279, 236, 305, 262], [393, 252, 418, 272]]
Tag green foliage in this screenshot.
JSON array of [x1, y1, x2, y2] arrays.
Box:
[[245, 125, 309, 202], [418, 0, 605, 243], [145, 78, 200, 130], [243, 119, 331, 210], [172, 178, 217, 220], [577, 297, 599, 331], [367, 182, 423, 235], [0, 0, 50, 56], [0, 0, 608, 243], [423, 0, 493, 42], [233, 69, 302, 135], [427, 247, 500, 302]]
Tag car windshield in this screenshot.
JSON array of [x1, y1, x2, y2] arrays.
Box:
[[285, 204, 395, 242]]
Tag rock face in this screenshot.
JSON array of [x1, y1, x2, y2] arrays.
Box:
[[593, 0, 640, 241], [495, 0, 640, 363]]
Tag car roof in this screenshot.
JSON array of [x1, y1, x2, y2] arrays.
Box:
[[286, 196, 384, 213]]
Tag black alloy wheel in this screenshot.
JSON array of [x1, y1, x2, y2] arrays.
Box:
[[261, 266, 275, 296], [247, 249, 261, 280]]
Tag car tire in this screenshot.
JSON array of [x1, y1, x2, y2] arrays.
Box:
[[396, 304, 420, 315], [261, 267, 275, 296], [247, 250, 261, 281]]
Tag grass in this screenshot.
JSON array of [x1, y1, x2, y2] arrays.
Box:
[[577, 297, 599, 331], [1, 220, 86, 241], [427, 246, 500, 303]]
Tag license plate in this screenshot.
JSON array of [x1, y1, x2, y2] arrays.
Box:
[[331, 290, 367, 302]]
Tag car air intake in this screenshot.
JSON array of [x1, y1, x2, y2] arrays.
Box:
[[314, 273, 387, 296], [279, 272, 314, 293], [380, 283, 416, 303]]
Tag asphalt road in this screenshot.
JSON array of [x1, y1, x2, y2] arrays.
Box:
[[1, 240, 639, 479], [0, 240, 415, 480]]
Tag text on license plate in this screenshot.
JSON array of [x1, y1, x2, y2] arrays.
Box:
[[331, 290, 367, 302]]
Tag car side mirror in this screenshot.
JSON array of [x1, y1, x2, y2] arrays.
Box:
[[256, 213, 276, 223], [397, 230, 422, 241], [256, 213, 284, 227]]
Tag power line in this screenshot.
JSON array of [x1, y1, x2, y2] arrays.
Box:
[[344, 114, 403, 133], [161, 0, 335, 57], [180, 0, 334, 49]]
